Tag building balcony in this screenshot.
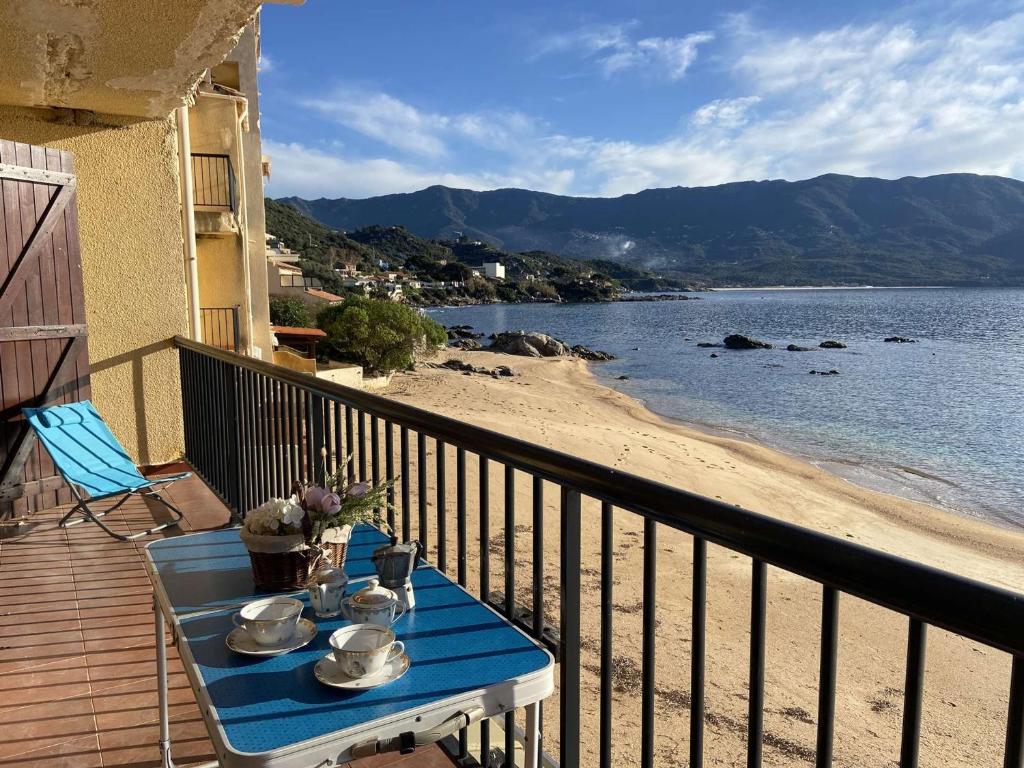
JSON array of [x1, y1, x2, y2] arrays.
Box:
[[2, 337, 1023, 768], [0, 471, 459, 768]]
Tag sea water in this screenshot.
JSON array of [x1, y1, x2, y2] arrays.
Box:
[[429, 288, 1024, 529]]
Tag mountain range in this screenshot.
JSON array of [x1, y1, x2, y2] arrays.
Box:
[[278, 173, 1024, 286]]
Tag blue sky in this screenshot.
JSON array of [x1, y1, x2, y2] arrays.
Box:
[[259, 0, 1024, 199]]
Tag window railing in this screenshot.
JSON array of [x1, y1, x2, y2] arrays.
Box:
[[199, 306, 240, 353], [175, 336, 1024, 768], [191, 153, 237, 212]]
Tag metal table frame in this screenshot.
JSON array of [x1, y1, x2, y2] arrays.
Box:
[[147, 529, 552, 768]]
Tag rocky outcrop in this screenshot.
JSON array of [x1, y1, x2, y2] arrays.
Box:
[[441, 359, 517, 378], [488, 331, 614, 361], [819, 340, 847, 349], [884, 336, 917, 343], [786, 344, 813, 352], [490, 331, 570, 357], [446, 325, 484, 340], [724, 334, 773, 350], [571, 345, 616, 361], [449, 338, 482, 351]]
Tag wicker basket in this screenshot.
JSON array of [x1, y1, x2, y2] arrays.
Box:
[[240, 530, 312, 592]]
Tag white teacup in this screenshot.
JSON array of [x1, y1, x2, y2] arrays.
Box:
[[329, 624, 405, 679], [232, 597, 303, 647]]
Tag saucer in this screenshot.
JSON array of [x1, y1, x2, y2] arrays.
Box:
[[226, 618, 317, 656], [314, 651, 411, 690]]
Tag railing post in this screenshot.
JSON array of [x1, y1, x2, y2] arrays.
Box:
[[560, 487, 582, 768]]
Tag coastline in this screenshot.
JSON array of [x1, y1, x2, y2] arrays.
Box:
[[384, 349, 1024, 766], [391, 349, 1024, 583]]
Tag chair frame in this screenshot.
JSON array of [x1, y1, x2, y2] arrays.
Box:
[[57, 472, 189, 542]]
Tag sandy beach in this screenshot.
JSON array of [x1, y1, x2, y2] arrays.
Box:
[[382, 350, 1024, 768]]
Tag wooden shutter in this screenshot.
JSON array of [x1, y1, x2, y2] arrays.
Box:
[[0, 141, 90, 520]]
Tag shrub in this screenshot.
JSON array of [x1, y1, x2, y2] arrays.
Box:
[[269, 297, 314, 328], [317, 296, 446, 374]]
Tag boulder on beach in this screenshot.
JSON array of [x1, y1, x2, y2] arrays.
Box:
[[724, 334, 773, 350], [819, 340, 847, 349], [489, 331, 571, 357], [884, 336, 917, 343], [786, 344, 813, 352], [449, 338, 482, 351], [571, 344, 616, 361]]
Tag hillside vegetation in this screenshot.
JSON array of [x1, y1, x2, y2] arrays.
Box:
[[278, 173, 1024, 286], [265, 199, 693, 303]]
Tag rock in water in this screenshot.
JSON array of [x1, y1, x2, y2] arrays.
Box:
[[696, 342, 721, 348], [884, 336, 917, 343], [724, 334, 773, 350], [819, 340, 847, 349], [786, 344, 813, 352], [571, 344, 616, 361]]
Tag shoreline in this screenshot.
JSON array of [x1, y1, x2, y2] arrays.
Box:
[[385, 349, 1024, 766], [391, 349, 1024, 583], [592, 369, 1008, 531]]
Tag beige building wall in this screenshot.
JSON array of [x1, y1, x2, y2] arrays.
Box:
[[187, 21, 273, 359], [233, 23, 274, 358], [0, 106, 188, 465]]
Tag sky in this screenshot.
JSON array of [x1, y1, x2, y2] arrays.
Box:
[[258, 0, 1024, 200]]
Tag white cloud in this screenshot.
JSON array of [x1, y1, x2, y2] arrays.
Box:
[[302, 88, 544, 160], [262, 139, 576, 199], [258, 54, 274, 72], [271, 10, 1024, 199], [691, 96, 761, 128], [536, 22, 713, 80]]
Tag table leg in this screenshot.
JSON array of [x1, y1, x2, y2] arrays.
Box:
[[524, 703, 540, 768], [155, 597, 175, 768]]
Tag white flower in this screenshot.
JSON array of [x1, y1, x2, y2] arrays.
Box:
[[245, 497, 301, 535], [281, 500, 306, 528]]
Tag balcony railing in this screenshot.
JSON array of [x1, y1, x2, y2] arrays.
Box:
[[199, 306, 240, 353], [191, 153, 237, 211], [175, 336, 1024, 768]]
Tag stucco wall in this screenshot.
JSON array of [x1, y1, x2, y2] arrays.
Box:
[[232, 23, 274, 359], [197, 236, 245, 308], [0, 106, 188, 465]]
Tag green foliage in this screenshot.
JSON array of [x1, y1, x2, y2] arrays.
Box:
[[316, 296, 446, 374], [269, 297, 313, 328]]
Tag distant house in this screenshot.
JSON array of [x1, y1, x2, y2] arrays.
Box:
[[477, 262, 506, 280]]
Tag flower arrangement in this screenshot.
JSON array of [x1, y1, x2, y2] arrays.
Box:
[[240, 455, 391, 590]]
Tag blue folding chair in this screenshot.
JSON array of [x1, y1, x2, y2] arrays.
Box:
[[23, 400, 189, 541]]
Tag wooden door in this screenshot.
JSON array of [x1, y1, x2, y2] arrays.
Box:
[[0, 141, 90, 521]]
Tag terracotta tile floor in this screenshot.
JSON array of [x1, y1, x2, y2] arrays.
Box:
[[0, 469, 456, 768]]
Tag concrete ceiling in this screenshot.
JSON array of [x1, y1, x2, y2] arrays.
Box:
[[0, 0, 266, 119]]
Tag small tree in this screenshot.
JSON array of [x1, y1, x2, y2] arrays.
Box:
[[269, 297, 314, 328], [317, 296, 446, 374]]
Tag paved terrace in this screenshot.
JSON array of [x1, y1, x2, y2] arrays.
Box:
[[0, 469, 455, 768]]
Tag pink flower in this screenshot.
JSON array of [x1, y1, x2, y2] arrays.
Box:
[[345, 481, 369, 499], [321, 492, 342, 516], [304, 485, 328, 511]]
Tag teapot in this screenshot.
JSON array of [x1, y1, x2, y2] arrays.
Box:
[[307, 560, 347, 618], [372, 537, 423, 610], [341, 578, 406, 626]]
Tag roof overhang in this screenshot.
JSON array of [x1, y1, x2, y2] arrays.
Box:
[[0, 0, 265, 119]]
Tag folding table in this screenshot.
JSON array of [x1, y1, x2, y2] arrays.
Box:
[[144, 525, 554, 768]]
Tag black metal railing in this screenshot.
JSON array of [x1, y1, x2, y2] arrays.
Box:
[[191, 153, 237, 211], [175, 336, 1024, 768], [199, 306, 240, 353]]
